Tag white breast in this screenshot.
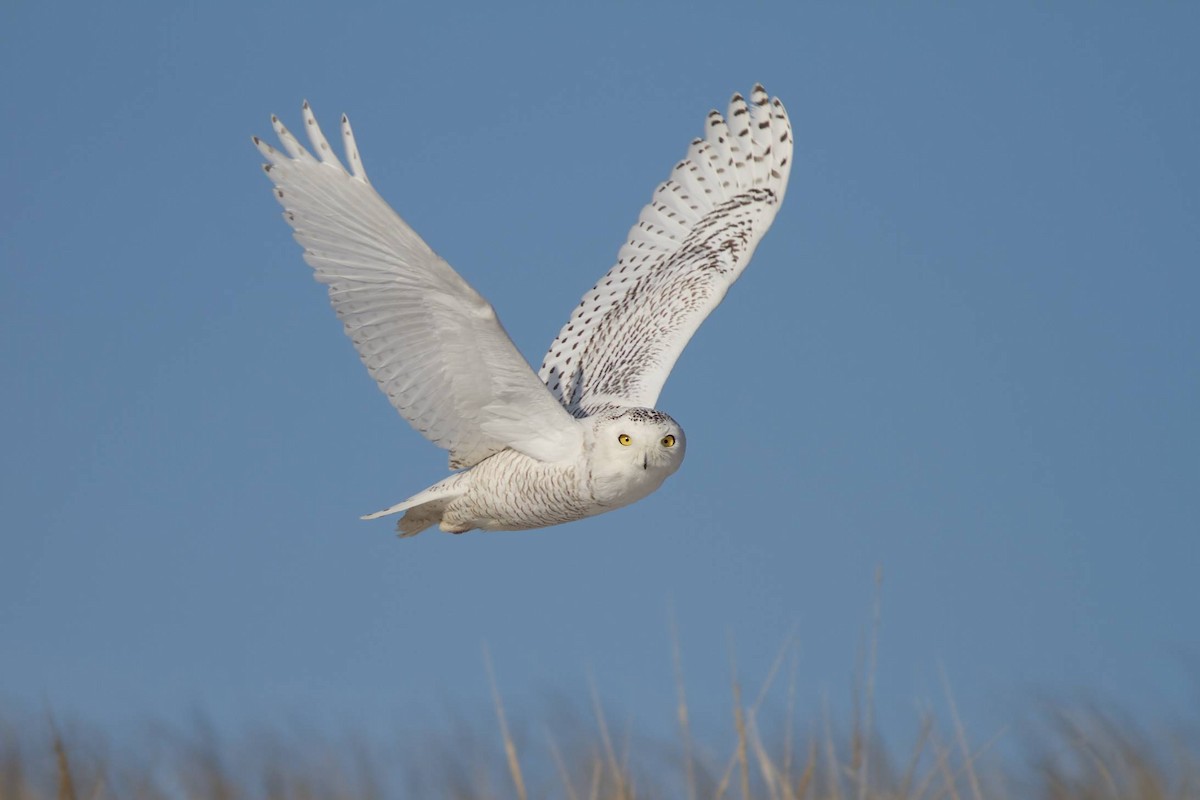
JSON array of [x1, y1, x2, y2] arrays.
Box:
[[441, 450, 597, 531]]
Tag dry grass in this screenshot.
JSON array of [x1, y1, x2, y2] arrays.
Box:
[[4, 682, 1195, 799], [4, 588, 1196, 799]]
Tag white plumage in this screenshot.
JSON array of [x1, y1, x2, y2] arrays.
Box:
[[255, 86, 792, 537]]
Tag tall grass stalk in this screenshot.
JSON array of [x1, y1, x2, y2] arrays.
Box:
[[4, 606, 1196, 799]]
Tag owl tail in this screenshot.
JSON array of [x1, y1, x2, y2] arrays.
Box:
[[361, 472, 470, 538]]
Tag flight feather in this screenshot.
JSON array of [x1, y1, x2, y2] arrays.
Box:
[[537, 84, 792, 414], [255, 104, 582, 469]]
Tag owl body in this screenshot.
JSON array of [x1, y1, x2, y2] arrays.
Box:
[[389, 408, 686, 536], [256, 85, 790, 537]]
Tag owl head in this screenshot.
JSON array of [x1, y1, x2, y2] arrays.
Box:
[[588, 408, 686, 506]]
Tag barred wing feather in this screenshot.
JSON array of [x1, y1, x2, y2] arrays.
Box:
[[538, 85, 792, 414], [255, 104, 582, 469]]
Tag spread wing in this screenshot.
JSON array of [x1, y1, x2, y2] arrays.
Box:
[[538, 85, 792, 414], [255, 103, 582, 469]]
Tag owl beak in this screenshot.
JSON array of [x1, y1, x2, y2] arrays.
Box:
[[642, 454, 648, 470]]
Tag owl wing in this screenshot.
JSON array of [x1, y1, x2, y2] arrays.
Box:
[[256, 104, 582, 469], [538, 85, 792, 414]]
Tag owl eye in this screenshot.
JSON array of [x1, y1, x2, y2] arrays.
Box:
[[618, 434, 632, 446], [661, 434, 676, 448]]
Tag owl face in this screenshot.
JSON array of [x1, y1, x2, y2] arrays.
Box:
[[588, 408, 686, 507]]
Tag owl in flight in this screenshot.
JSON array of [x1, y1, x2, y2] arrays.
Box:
[[255, 85, 792, 536]]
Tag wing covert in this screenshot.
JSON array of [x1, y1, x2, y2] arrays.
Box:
[[538, 85, 792, 414], [256, 103, 582, 468]]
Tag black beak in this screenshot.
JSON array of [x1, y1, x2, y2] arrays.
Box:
[[642, 454, 648, 470]]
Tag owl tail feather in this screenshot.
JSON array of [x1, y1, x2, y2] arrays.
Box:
[[361, 472, 470, 538]]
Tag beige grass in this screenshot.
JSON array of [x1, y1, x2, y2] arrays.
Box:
[[6, 681, 1194, 800], [4, 590, 1196, 799]]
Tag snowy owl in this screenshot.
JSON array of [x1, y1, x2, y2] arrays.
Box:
[[254, 85, 792, 536]]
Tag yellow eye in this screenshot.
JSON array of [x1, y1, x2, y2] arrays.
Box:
[[661, 434, 676, 448], [618, 434, 632, 446]]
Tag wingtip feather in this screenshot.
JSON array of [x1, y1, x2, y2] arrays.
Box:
[[340, 112, 369, 182], [300, 100, 346, 171]]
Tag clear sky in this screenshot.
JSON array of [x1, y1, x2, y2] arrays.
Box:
[[2, 1, 1197, 760]]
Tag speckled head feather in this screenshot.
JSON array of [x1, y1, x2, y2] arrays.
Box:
[[601, 407, 678, 426]]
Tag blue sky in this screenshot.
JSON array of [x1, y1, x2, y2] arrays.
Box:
[[2, 1, 1197, 758]]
